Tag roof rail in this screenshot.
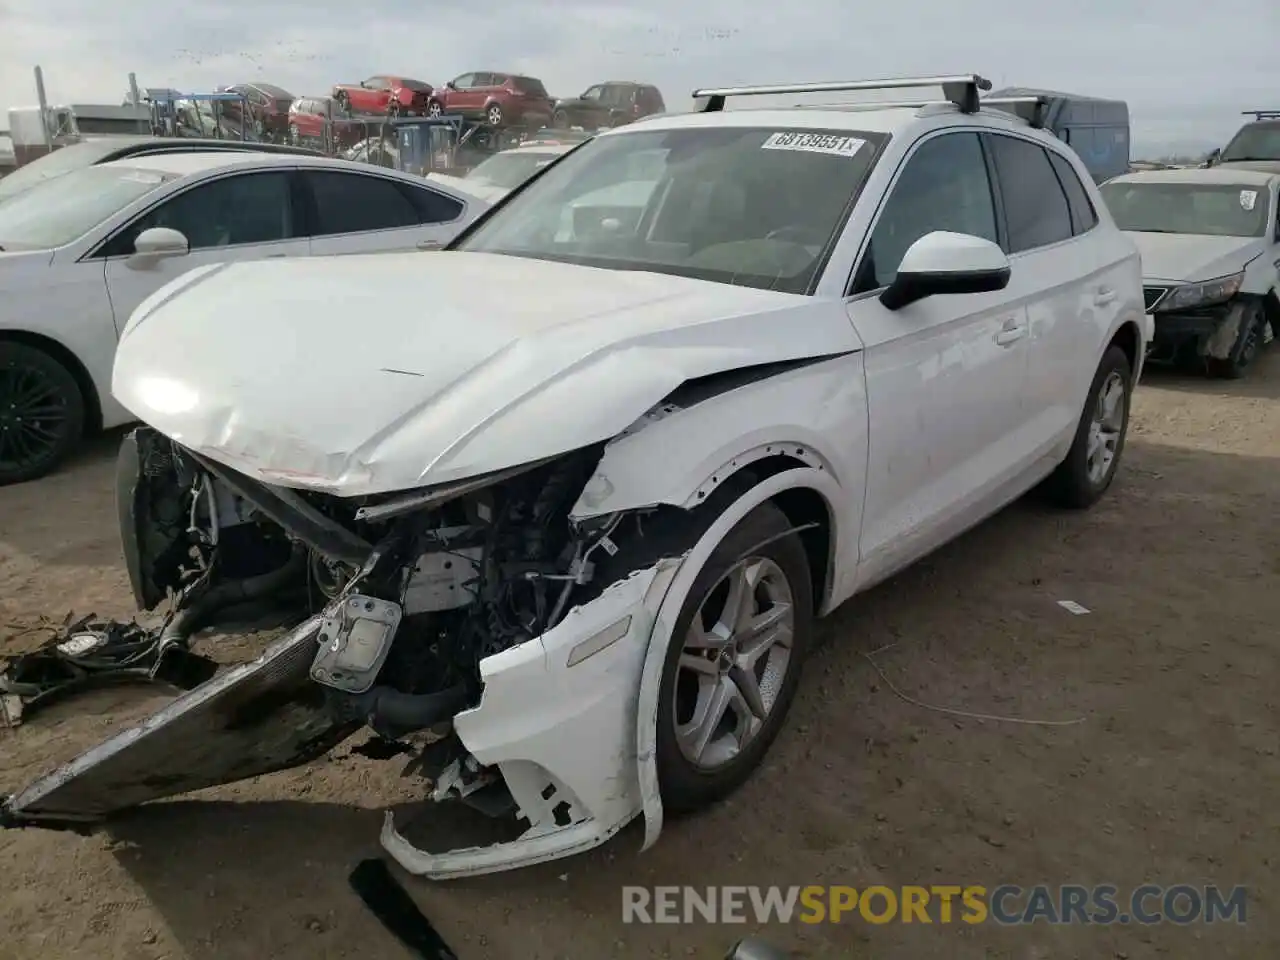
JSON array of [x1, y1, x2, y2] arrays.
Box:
[[785, 94, 1047, 128], [1242, 110, 1280, 121], [692, 74, 992, 115]]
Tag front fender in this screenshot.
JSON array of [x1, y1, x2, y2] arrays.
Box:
[[570, 353, 867, 519], [634, 467, 844, 854]]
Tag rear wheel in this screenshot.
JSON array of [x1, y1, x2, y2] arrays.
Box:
[[655, 502, 812, 812], [1044, 345, 1131, 509], [427, 100, 443, 118], [0, 341, 85, 486], [486, 103, 504, 127], [552, 109, 569, 128]]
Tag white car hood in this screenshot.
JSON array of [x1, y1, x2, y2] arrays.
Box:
[[1126, 232, 1264, 283], [112, 251, 855, 497]]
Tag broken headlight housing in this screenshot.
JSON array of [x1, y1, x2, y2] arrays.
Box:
[[1155, 271, 1244, 312]]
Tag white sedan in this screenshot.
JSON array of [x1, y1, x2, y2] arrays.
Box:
[[0, 152, 487, 484]]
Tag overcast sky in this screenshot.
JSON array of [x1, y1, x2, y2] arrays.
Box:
[[2, 0, 1276, 154]]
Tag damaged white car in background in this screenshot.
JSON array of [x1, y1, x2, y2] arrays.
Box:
[[1099, 167, 1279, 379], [2, 75, 1150, 879]]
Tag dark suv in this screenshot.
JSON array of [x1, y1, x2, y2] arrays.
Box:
[[551, 82, 665, 129]]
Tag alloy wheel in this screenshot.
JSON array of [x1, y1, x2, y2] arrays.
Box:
[[673, 556, 796, 771], [1086, 370, 1126, 486], [0, 359, 72, 476]]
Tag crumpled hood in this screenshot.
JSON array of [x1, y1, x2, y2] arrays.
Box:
[[112, 251, 853, 496], [1126, 232, 1264, 283]]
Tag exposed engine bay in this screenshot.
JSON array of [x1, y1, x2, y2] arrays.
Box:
[[1, 423, 662, 834]]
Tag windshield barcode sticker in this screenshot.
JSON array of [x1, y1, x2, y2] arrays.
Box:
[[761, 132, 865, 157], [1239, 190, 1257, 211]]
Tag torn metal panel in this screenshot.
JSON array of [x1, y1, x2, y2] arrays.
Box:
[[2, 618, 356, 825]]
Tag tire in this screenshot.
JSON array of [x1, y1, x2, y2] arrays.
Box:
[[552, 109, 569, 128], [653, 501, 813, 813], [0, 341, 86, 486], [288, 123, 300, 144], [1206, 300, 1265, 380], [486, 103, 503, 127], [1044, 345, 1132, 509], [334, 92, 350, 114], [427, 101, 442, 118]]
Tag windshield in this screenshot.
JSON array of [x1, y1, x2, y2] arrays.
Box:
[[401, 79, 432, 92], [1220, 122, 1280, 162], [0, 140, 139, 203], [0, 164, 173, 249], [455, 126, 883, 294], [1100, 180, 1269, 237], [466, 151, 563, 189]]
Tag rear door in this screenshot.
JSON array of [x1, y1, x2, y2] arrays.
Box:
[[846, 129, 1032, 587], [983, 133, 1132, 452], [300, 168, 468, 254], [100, 169, 308, 335]]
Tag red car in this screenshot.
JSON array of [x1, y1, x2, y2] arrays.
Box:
[[287, 96, 367, 150], [331, 76, 433, 116], [220, 83, 295, 140], [427, 72, 555, 129]]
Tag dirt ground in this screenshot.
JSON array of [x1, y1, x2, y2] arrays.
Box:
[[1, 353, 1278, 960]]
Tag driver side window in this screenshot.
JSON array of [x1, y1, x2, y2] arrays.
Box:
[[861, 132, 998, 290], [103, 172, 295, 256], [583, 85, 605, 101], [452, 74, 475, 90]]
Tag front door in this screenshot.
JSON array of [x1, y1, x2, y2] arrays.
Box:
[[845, 130, 1032, 587], [100, 170, 308, 335]]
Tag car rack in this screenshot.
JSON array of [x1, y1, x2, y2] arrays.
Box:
[[1242, 110, 1280, 121], [690, 75, 1046, 127]]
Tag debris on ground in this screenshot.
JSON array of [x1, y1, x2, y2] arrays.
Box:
[[0, 613, 218, 727]]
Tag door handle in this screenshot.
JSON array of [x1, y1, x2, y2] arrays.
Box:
[[994, 318, 1027, 347], [417, 240, 443, 251], [1094, 287, 1118, 306]]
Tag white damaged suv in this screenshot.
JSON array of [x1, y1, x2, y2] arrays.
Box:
[[4, 76, 1149, 877]]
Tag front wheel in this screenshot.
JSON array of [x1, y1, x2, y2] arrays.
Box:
[[552, 109, 569, 128], [1207, 301, 1266, 379], [1044, 345, 1132, 509], [426, 100, 443, 118], [486, 103, 504, 127], [655, 501, 812, 813], [0, 341, 86, 486]]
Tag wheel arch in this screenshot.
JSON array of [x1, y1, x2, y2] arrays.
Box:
[[0, 328, 102, 434], [632, 465, 841, 854], [1107, 317, 1142, 381]]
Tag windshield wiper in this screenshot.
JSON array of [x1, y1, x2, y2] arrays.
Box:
[[1220, 156, 1280, 163]]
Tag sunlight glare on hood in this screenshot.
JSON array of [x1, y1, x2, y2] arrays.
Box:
[[134, 376, 199, 415]]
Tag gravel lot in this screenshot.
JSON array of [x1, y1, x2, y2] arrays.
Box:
[[1, 353, 1277, 960]]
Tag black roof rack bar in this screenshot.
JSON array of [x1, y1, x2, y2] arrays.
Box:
[[692, 74, 993, 115], [1241, 110, 1280, 120]]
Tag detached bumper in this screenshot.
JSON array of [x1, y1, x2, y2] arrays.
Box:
[[381, 559, 683, 879]]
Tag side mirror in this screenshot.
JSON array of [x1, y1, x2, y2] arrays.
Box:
[[128, 227, 189, 269], [879, 231, 1011, 311], [445, 81, 457, 90], [725, 938, 788, 960]]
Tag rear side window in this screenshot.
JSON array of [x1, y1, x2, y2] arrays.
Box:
[[303, 170, 419, 235], [1047, 150, 1099, 235], [986, 135, 1073, 253], [513, 76, 549, 97], [402, 184, 464, 223]]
